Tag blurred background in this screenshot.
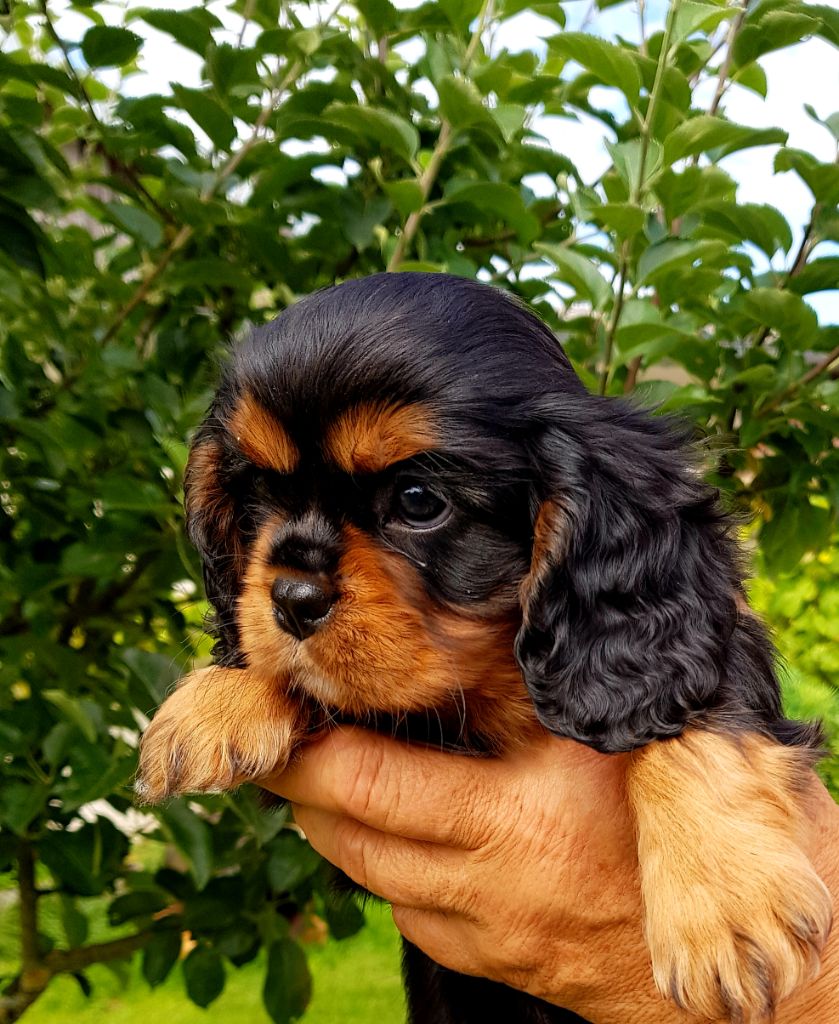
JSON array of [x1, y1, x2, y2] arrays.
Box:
[[1, 0, 837, 1020]]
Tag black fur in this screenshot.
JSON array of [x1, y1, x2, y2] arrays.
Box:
[[184, 271, 819, 1022]]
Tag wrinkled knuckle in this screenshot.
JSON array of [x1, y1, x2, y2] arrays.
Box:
[[333, 817, 371, 889], [342, 740, 387, 822]]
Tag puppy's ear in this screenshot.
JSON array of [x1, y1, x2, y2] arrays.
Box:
[[514, 398, 779, 753], [183, 423, 246, 666]]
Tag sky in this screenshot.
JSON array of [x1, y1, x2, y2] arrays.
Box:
[[48, 0, 839, 324]]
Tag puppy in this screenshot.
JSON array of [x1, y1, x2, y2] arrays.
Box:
[[137, 272, 832, 1023]]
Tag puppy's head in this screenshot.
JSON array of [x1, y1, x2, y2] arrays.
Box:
[[185, 273, 777, 751]]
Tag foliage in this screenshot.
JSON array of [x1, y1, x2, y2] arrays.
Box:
[[0, 0, 837, 1020], [751, 545, 839, 794]]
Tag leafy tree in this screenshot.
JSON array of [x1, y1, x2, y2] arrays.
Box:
[[0, 0, 837, 1020]]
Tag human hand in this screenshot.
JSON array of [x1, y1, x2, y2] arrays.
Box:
[[261, 728, 839, 1024]]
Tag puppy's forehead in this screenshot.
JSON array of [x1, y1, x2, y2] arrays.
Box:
[[227, 390, 436, 475]]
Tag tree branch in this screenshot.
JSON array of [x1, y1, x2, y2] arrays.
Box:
[[707, 4, 747, 119], [599, 1, 680, 394], [387, 0, 494, 271], [38, 0, 172, 226], [100, 49, 309, 345], [760, 343, 839, 415]]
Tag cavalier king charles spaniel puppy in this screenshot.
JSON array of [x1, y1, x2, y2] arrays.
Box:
[[137, 272, 832, 1023]]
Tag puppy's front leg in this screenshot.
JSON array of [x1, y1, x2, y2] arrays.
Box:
[[136, 666, 304, 804], [628, 729, 832, 1022]]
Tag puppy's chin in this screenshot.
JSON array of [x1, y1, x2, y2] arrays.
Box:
[[289, 658, 345, 708]]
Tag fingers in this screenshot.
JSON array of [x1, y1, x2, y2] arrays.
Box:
[[391, 906, 479, 978], [262, 727, 496, 849], [292, 803, 472, 914]]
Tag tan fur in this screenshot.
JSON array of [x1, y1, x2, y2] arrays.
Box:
[[519, 500, 569, 614], [228, 392, 299, 473], [324, 402, 436, 473], [627, 729, 833, 1022], [237, 520, 534, 743], [136, 666, 303, 802]]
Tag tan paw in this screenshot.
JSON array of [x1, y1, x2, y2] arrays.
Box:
[[629, 730, 833, 1022], [648, 855, 831, 1021], [136, 666, 301, 803]]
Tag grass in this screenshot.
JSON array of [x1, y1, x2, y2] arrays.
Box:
[[1, 895, 405, 1023]]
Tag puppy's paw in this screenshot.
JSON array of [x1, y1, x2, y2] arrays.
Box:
[[136, 666, 301, 803], [630, 729, 833, 1022], [647, 854, 831, 1021]]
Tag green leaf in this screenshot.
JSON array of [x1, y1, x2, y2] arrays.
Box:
[[696, 201, 792, 257], [141, 8, 221, 56], [637, 239, 708, 285], [437, 77, 496, 132], [734, 11, 820, 66], [142, 929, 182, 988], [442, 181, 539, 242], [322, 104, 418, 162], [0, 780, 49, 835], [108, 891, 168, 925], [170, 86, 236, 151], [592, 202, 645, 238], [42, 690, 98, 742], [664, 116, 787, 164], [501, 0, 565, 24], [123, 649, 180, 705], [81, 26, 143, 68], [39, 820, 130, 897], [805, 104, 839, 144], [789, 257, 839, 296], [606, 139, 663, 193], [263, 940, 312, 1024], [323, 892, 365, 940], [159, 801, 214, 890], [774, 149, 839, 205], [183, 947, 225, 1008], [267, 832, 322, 892], [535, 242, 612, 309], [59, 895, 89, 949], [732, 62, 768, 98], [671, 1, 734, 43], [205, 43, 260, 97], [736, 288, 820, 347], [547, 33, 641, 106], [103, 201, 163, 249], [384, 180, 424, 217]]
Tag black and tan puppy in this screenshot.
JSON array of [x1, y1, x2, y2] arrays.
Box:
[[137, 272, 832, 1023]]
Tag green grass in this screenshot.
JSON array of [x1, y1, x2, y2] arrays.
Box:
[[2, 900, 405, 1023]]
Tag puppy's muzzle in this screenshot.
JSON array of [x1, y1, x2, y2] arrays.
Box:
[[271, 573, 336, 640]]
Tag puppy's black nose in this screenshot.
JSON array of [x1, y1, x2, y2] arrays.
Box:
[[271, 575, 336, 640]]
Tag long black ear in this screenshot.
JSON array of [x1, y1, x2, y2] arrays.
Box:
[[514, 396, 787, 754], [183, 418, 247, 667]]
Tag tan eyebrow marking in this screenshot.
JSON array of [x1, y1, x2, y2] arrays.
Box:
[[325, 402, 436, 474], [228, 393, 299, 473]]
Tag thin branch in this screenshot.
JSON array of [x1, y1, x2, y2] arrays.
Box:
[[637, 0, 648, 58], [100, 52, 306, 345], [598, 0, 680, 394], [598, 243, 630, 395], [760, 343, 839, 415], [236, 0, 256, 47], [624, 355, 642, 393], [39, 0, 172, 225], [17, 844, 39, 977], [387, 0, 494, 271], [45, 931, 152, 974], [707, 4, 747, 119]]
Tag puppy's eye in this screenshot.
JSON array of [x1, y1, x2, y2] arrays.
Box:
[[394, 479, 450, 528]]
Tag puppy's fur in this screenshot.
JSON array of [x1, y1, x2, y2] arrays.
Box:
[[138, 273, 832, 1023]]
